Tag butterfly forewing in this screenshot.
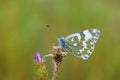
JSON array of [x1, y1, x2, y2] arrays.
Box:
[[64, 28, 100, 60]]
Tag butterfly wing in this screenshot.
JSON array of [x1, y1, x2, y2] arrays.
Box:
[[64, 28, 100, 60]]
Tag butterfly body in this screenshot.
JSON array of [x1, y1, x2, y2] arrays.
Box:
[[57, 37, 66, 48], [57, 28, 100, 60]]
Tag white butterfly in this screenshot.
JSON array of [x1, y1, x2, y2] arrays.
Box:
[[57, 28, 100, 60]]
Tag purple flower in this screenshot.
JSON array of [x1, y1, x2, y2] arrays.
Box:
[[34, 52, 43, 64]]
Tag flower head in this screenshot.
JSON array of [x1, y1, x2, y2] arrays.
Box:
[[34, 52, 48, 80], [34, 52, 43, 64]]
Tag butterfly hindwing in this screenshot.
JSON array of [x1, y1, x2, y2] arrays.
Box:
[[64, 28, 100, 60]]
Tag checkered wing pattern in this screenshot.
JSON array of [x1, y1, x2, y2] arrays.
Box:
[[64, 28, 100, 60]]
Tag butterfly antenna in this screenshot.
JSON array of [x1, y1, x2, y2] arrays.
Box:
[[46, 24, 60, 36]]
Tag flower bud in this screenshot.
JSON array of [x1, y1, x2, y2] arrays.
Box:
[[34, 52, 43, 64]]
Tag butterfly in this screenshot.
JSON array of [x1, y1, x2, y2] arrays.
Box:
[[57, 28, 100, 60]]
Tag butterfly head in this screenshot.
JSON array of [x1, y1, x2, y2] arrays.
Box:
[[57, 36, 67, 48]]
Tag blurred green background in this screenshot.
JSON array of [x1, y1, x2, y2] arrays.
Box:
[[0, 0, 120, 80]]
